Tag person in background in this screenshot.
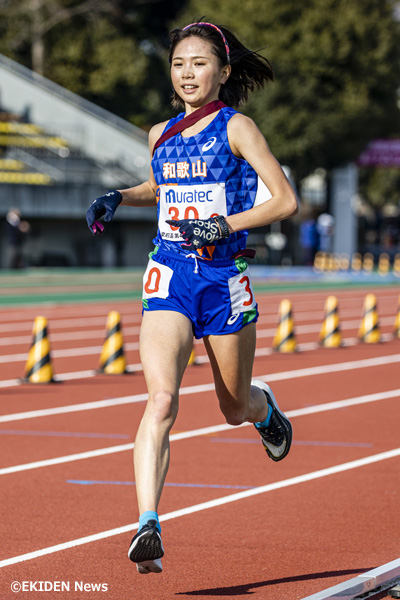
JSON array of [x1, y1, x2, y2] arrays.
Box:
[[300, 210, 319, 265], [5, 208, 30, 269], [316, 212, 335, 253]]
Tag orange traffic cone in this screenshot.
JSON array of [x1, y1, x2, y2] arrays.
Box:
[[272, 299, 296, 352], [99, 311, 127, 374], [319, 296, 341, 347], [22, 316, 55, 383], [358, 294, 380, 343]]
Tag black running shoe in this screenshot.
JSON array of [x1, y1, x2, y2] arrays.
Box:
[[252, 380, 292, 462], [128, 520, 164, 574]]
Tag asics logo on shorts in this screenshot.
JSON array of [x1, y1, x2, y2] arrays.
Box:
[[227, 312, 240, 325], [202, 137, 217, 152]]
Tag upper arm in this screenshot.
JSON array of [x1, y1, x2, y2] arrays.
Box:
[[147, 121, 169, 194], [148, 121, 169, 156], [227, 114, 296, 202]]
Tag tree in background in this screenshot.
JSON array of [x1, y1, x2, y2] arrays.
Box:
[[1, 0, 399, 172], [0, 0, 182, 127], [176, 0, 400, 180]]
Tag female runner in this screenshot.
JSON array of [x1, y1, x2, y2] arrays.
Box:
[[86, 21, 298, 574]]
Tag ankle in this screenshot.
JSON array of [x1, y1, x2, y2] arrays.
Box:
[[139, 511, 161, 533], [255, 403, 272, 429]]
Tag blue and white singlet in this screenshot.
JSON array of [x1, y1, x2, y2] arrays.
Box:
[[151, 106, 259, 261]]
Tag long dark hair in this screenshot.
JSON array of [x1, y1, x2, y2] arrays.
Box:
[[169, 22, 274, 109]]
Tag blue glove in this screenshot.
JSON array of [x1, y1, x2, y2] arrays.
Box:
[[165, 216, 229, 251], [86, 190, 122, 235]]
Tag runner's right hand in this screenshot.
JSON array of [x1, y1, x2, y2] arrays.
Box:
[[86, 190, 122, 235]]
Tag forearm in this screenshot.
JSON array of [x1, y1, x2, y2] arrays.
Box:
[[225, 194, 298, 234], [118, 181, 157, 207]]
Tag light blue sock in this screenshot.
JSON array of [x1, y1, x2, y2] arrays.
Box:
[[139, 511, 161, 533], [255, 404, 272, 429]]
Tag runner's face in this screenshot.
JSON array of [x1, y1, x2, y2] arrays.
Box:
[[171, 36, 229, 110]]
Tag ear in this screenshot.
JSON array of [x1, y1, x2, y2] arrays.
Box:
[[220, 65, 231, 84]]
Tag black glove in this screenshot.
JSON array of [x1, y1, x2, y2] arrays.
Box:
[[165, 215, 229, 251], [86, 190, 122, 235]]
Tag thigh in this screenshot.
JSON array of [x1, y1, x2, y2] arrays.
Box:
[[140, 310, 194, 396], [204, 322, 256, 407]]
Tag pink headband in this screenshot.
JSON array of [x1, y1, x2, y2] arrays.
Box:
[[182, 22, 230, 65]]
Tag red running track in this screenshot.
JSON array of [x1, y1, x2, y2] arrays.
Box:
[[0, 285, 399, 600]]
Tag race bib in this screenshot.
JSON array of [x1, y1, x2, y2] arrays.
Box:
[[228, 267, 256, 313], [142, 259, 173, 299], [158, 183, 227, 241]]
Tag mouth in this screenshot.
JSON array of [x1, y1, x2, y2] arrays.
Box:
[[181, 85, 198, 91]]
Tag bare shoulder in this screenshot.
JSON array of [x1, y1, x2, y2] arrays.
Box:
[[227, 113, 269, 158], [228, 112, 259, 131], [148, 121, 169, 152]]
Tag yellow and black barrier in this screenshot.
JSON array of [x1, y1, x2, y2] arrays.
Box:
[[273, 299, 297, 353], [358, 294, 380, 343], [319, 296, 341, 348], [362, 252, 374, 274], [187, 348, 197, 366], [22, 316, 55, 383], [313, 251, 326, 272], [378, 253, 390, 276], [394, 254, 400, 278], [351, 252, 362, 272], [394, 296, 400, 339], [339, 253, 350, 271], [99, 311, 127, 374]]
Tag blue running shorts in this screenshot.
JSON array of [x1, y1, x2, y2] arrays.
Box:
[[142, 249, 258, 339]]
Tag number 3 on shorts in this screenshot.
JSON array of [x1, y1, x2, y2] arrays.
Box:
[[228, 268, 256, 313], [142, 259, 173, 299]]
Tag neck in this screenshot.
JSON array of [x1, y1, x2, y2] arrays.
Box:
[[184, 98, 223, 116]]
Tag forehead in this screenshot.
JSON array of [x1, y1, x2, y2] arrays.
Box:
[[172, 36, 215, 60]]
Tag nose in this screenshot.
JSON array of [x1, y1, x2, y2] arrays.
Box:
[[182, 63, 194, 78]]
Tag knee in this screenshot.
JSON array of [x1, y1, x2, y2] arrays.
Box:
[[223, 410, 246, 427], [147, 390, 178, 425], [219, 392, 248, 427]]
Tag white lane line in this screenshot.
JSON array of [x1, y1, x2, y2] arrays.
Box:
[[1, 387, 399, 475], [0, 302, 398, 341], [0, 341, 140, 364], [258, 352, 400, 383], [1, 352, 400, 422], [0, 333, 396, 389], [0, 392, 149, 425], [0, 313, 142, 333], [0, 288, 398, 328], [0, 315, 397, 363], [0, 325, 142, 347], [0, 447, 399, 568]]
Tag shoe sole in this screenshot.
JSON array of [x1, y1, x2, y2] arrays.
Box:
[[136, 558, 163, 574], [252, 379, 293, 461], [128, 528, 164, 564]]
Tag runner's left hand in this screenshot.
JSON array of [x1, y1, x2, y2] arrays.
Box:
[[165, 218, 222, 250]]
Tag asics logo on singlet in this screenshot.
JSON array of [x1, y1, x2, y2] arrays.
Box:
[[165, 189, 213, 203], [202, 137, 217, 152], [227, 313, 240, 325]]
